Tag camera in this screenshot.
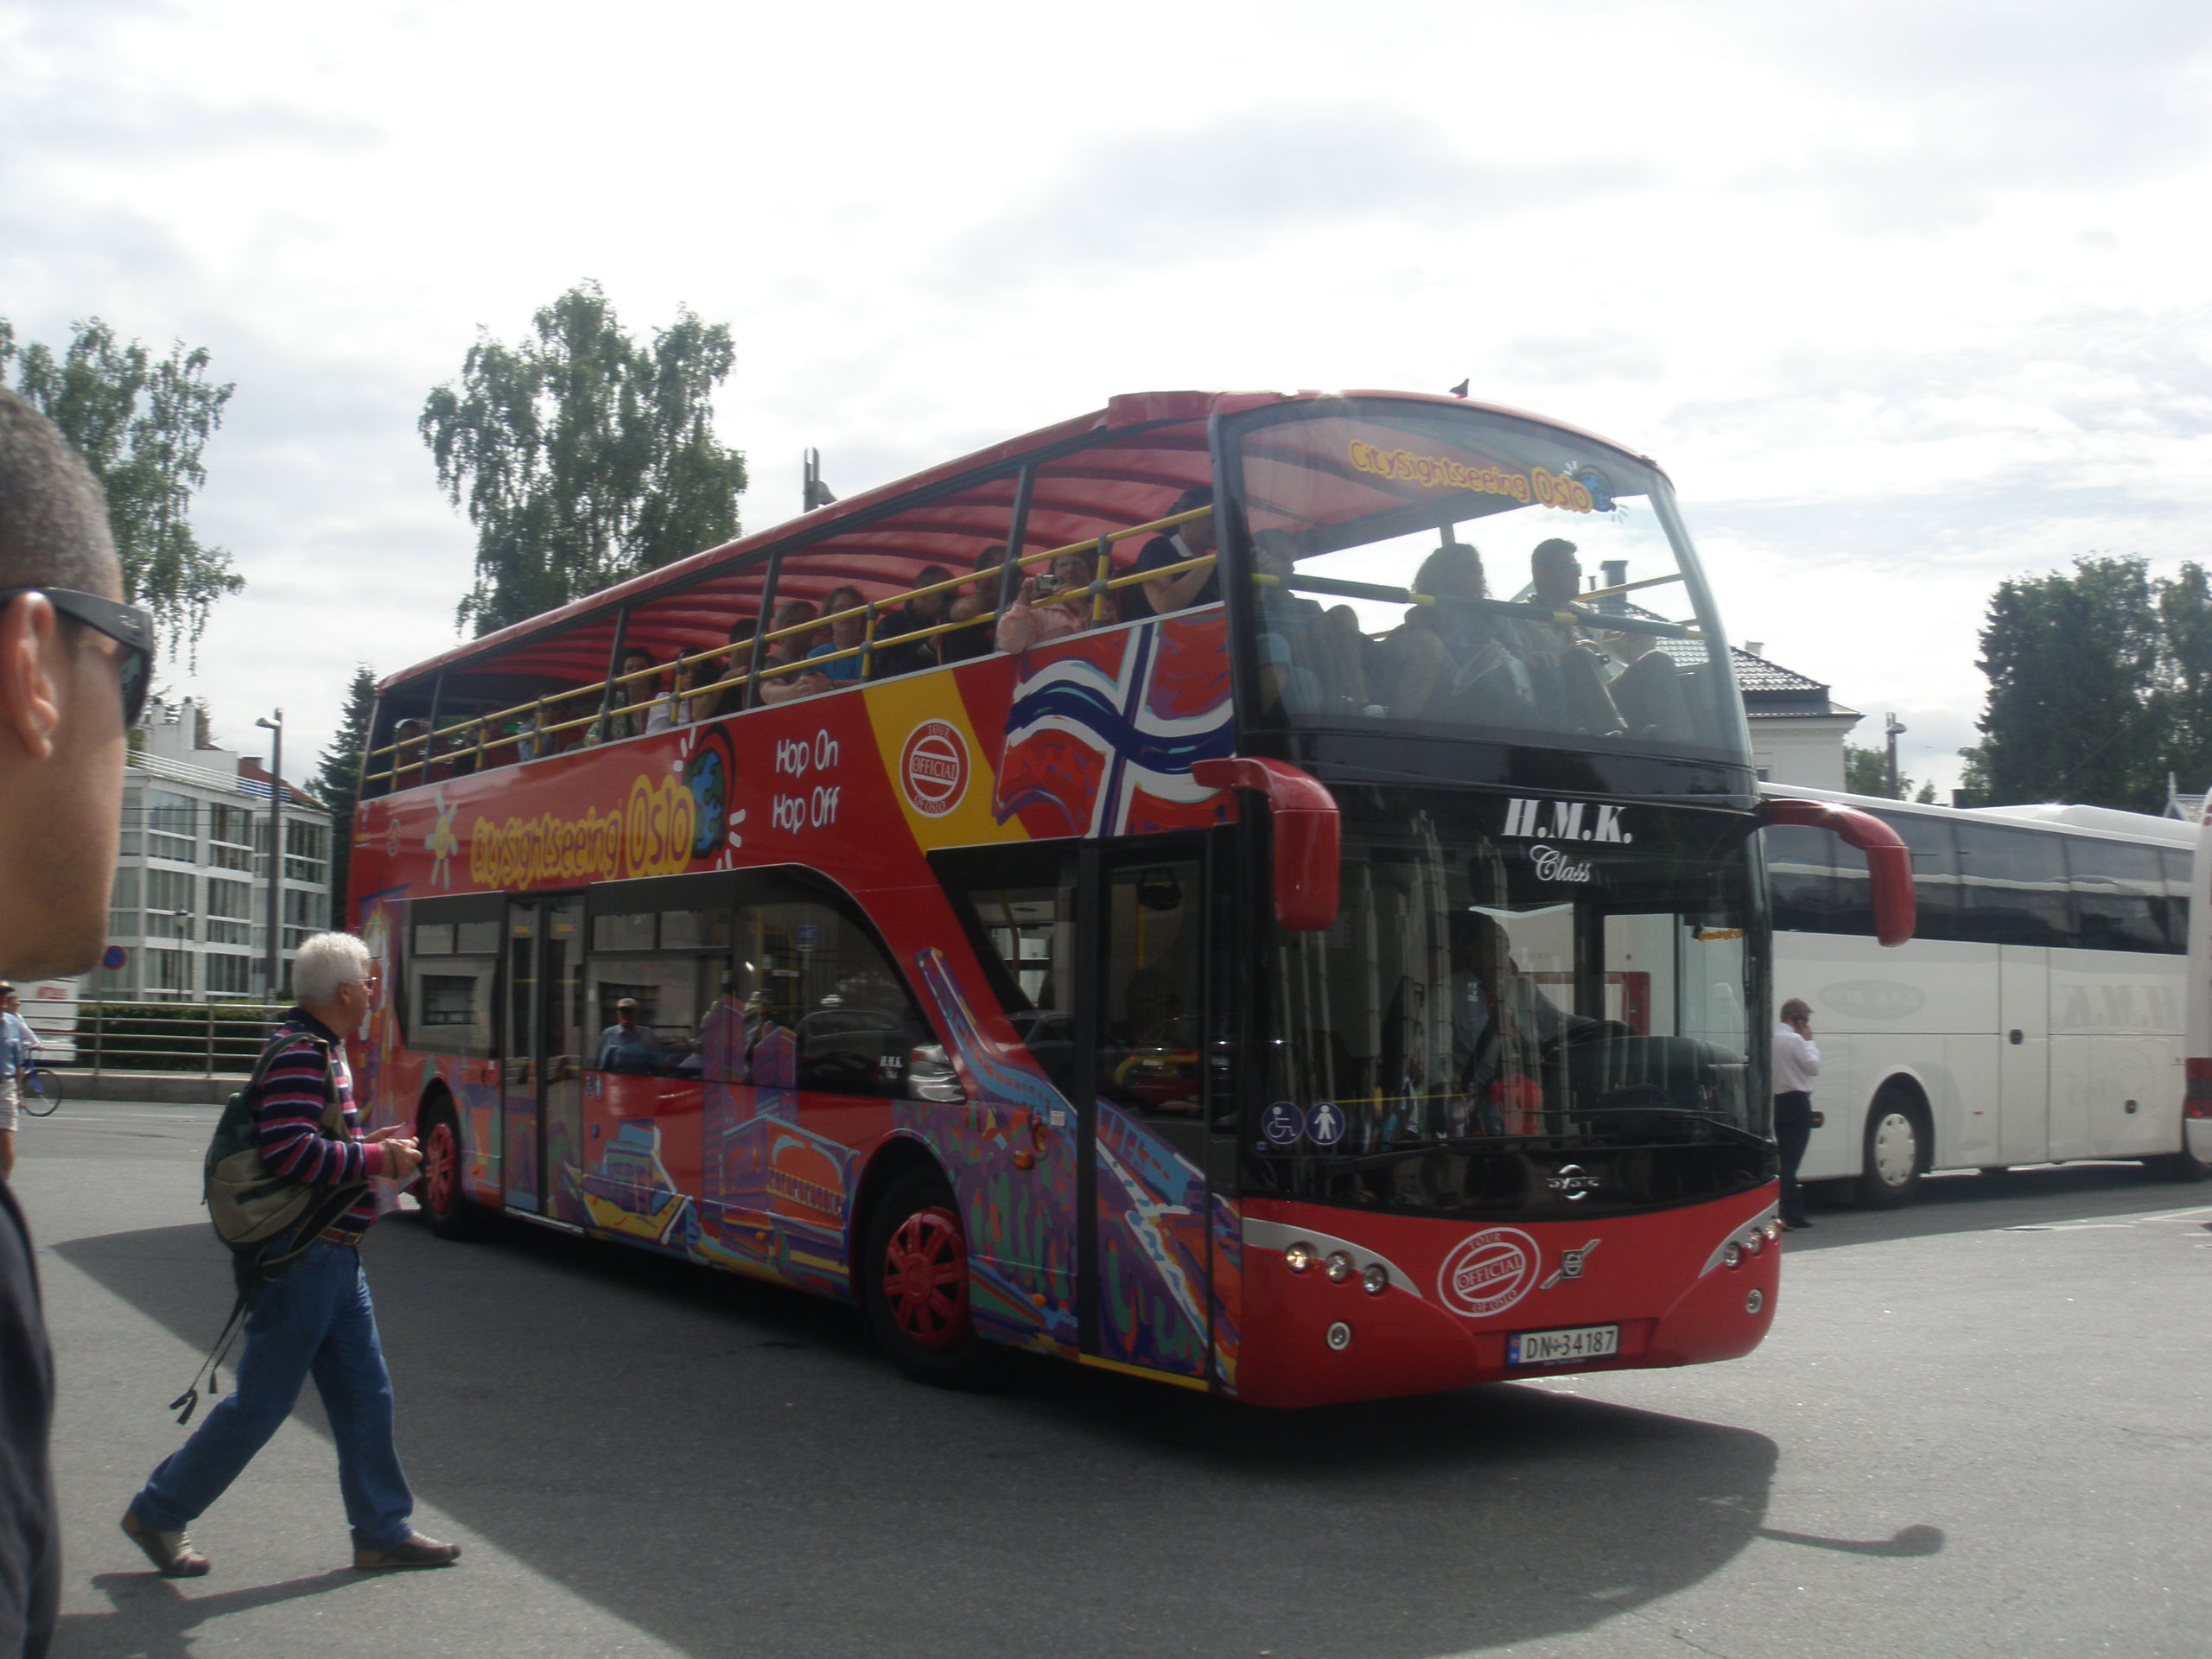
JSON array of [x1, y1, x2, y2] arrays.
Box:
[[1034, 573, 1061, 594]]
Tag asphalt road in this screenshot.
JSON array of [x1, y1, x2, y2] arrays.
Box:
[[13, 1100, 2212, 1659]]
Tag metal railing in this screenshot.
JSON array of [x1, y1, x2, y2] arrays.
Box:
[[362, 503, 1221, 792], [35, 1001, 293, 1077]]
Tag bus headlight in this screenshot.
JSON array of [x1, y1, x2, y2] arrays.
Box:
[[1325, 1251, 1353, 1283], [1284, 1243, 1314, 1274], [1361, 1264, 1388, 1295], [1723, 1243, 1742, 1269]]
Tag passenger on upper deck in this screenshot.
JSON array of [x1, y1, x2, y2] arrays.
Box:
[[875, 565, 957, 677], [705, 619, 757, 720], [755, 601, 829, 704], [608, 647, 659, 740], [1117, 486, 1219, 623], [1516, 538, 1627, 737], [995, 550, 1097, 653], [1251, 529, 1372, 716], [798, 587, 869, 690], [1372, 543, 1530, 722], [942, 545, 1008, 665]]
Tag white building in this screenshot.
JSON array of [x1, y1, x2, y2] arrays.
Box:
[[94, 696, 334, 1002], [1733, 642, 1863, 791]]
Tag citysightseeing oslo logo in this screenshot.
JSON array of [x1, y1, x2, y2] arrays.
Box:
[[1436, 1227, 1542, 1319], [469, 773, 699, 890], [1346, 441, 1596, 514], [899, 719, 969, 818]]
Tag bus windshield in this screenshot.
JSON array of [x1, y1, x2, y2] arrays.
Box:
[[1228, 400, 1746, 762], [1251, 788, 1768, 1217]]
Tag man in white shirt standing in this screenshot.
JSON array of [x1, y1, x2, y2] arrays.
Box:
[[1772, 998, 1821, 1230]]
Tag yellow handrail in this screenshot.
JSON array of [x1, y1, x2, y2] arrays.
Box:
[[363, 502, 1219, 790]]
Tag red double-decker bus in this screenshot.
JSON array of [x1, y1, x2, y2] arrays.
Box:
[[348, 389, 1910, 1407]]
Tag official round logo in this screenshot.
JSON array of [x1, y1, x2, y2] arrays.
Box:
[[899, 720, 969, 817], [1436, 1227, 1541, 1319]]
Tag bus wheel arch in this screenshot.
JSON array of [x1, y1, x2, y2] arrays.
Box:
[[1857, 1077, 1930, 1209], [853, 1142, 1000, 1389], [416, 1086, 486, 1241]]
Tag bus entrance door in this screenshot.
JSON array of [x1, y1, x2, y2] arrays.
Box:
[[1083, 847, 1212, 1383], [499, 894, 586, 1216]]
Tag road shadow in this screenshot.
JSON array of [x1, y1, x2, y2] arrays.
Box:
[[52, 1214, 1840, 1659], [52, 1569, 357, 1659], [1793, 1161, 2212, 1253]]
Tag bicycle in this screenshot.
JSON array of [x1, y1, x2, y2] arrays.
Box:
[[19, 1065, 62, 1117]]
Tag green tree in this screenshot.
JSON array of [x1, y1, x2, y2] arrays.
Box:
[[1842, 742, 1938, 802], [315, 665, 377, 929], [2154, 562, 2212, 793], [0, 316, 242, 659], [420, 283, 747, 636], [1971, 556, 2164, 811]]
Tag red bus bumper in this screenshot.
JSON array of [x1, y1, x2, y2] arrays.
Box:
[[1233, 1189, 1781, 1408]]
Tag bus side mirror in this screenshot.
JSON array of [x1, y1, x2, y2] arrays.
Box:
[[1754, 796, 1916, 947], [1191, 757, 1340, 932]]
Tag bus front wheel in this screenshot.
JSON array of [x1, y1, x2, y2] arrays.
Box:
[[863, 1166, 999, 1389], [418, 1099, 486, 1241], [1857, 1094, 1924, 1209]]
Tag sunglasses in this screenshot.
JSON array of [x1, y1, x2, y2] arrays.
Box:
[[0, 588, 153, 725]]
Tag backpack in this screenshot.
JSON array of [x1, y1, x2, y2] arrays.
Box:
[[171, 1029, 370, 1424], [205, 1031, 367, 1273]]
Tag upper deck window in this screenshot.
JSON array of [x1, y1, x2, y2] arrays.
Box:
[[1224, 400, 1747, 766]]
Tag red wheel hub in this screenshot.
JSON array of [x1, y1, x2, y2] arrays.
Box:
[[424, 1122, 457, 1213], [881, 1205, 971, 1351]]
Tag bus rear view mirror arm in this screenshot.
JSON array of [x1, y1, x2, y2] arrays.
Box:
[[1751, 797, 1916, 947], [1191, 757, 1341, 932]]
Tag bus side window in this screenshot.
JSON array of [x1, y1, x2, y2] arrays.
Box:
[[586, 899, 734, 1077], [2065, 836, 2166, 954], [1956, 823, 2073, 947], [406, 899, 501, 1058], [1764, 826, 1859, 934], [2159, 849, 2192, 953], [1872, 810, 1959, 942], [738, 875, 933, 1100], [930, 848, 1081, 1098]]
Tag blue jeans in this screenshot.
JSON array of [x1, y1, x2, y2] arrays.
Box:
[[134, 1239, 414, 1549]]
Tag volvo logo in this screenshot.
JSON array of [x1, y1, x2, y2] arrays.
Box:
[[1548, 1163, 1600, 1200]]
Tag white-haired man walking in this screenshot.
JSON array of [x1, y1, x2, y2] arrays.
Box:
[[121, 931, 461, 1577]]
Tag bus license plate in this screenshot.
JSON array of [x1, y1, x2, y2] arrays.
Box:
[[1508, 1324, 1619, 1366]]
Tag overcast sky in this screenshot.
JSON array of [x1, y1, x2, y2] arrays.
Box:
[[5, 0, 2209, 798]]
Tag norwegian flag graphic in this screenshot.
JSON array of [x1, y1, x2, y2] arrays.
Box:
[[992, 615, 1236, 839]]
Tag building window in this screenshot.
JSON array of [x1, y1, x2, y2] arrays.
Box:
[[148, 791, 197, 862], [204, 953, 255, 998], [143, 947, 193, 1000], [109, 866, 141, 941], [144, 868, 195, 941], [283, 886, 319, 950], [208, 803, 256, 873], [283, 817, 328, 884], [206, 877, 253, 946]]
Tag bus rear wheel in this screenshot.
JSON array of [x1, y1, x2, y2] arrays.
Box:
[[1857, 1094, 1924, 1209], [418, 1100, 485, 1241], [863, 1166, 999, 1389]]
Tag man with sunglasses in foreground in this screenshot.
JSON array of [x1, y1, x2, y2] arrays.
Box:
[[0, 386, 144, 1657]]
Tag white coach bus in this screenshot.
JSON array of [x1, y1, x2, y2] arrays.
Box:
[[1762, 785, 2211, 1206]]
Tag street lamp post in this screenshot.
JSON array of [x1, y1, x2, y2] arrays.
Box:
[[256, 710, 283, 1003], [1885, 712, 1907, 799]]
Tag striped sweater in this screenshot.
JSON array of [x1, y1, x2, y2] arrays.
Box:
[[255, 1012, 386, 1236]]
